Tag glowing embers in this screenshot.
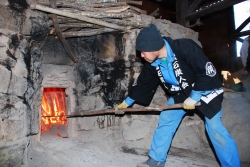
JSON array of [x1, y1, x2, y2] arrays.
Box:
[[41, 88, 68, 133]]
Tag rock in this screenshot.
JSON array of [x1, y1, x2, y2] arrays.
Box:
[[8, 74, 28, 97], [0, 65, 11, 93]]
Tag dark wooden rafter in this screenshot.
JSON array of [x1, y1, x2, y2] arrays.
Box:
[[49, 0, 78, 62], [236, 37, 244, 43], [233, 30, 250, 38], [232, 16, 250, 42], [160, 10, 176, 15], [185, 0, 246, 21], [235, 16, 250, 33]]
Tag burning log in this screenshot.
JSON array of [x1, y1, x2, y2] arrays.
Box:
[[41, 88, 68, 133], [42, 103, 201, 118]]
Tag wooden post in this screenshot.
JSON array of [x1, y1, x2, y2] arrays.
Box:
[[49, 0, 78, 62], [176, 0, 192, 26]]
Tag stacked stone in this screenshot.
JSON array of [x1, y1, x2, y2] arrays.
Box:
[[0, 30, 29, 166]]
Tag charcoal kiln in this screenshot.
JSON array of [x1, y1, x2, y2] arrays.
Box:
[[5, 1, 249, 167]]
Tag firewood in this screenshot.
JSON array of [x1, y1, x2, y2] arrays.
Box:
[[37, 0, 90, 11], [129, 5, 143, 14], [91, 2, 127, 8], [102, 18, 146, 28], [104, 5, 130, 13], [84, 0, 117, 2], [117, 0, 142, 6], [62, 28, 117, 38], [48, 15, 83, 26], [30, 3, 130, 32], [58, 7, 134, 18], [126, 1, 142, 6], [58, 22, 102, 29], [150, 8, 159, 17]]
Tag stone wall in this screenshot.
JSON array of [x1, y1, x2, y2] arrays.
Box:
[[0, 30, 30, 166], [0, 1, 47, 166]]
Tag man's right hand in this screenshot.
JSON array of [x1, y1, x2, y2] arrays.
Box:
[[115, 102, 128, 114], [183, 97, 197, 110]]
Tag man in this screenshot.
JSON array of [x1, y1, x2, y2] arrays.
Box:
[[240, 32, 250, 75], [115, 24, 241, 167]]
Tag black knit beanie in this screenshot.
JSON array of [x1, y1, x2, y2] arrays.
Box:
[[136, 24, 164, 52]]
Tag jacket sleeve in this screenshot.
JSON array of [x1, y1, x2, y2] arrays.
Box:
[[128, 62, 160, 106], [175, 38, 222, 91]]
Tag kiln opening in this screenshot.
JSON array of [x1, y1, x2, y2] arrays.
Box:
[[41, 88, 68, 138]]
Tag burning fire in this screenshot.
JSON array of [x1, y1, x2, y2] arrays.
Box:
[[41, 88, 68, 133]]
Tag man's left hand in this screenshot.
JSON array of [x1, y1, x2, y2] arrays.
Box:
[[183, 97, 197, 110], [115, 102, 128, 114]]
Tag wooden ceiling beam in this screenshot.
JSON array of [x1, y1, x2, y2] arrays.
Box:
[[236, 37, 244, 43], [235, 16, 250, 33], [231, 30, 250, 38], [185, 0, 246, 21], [185, 0, 206, 16]]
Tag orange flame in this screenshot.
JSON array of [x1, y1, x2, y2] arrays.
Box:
[[41, 88, 68, 133]]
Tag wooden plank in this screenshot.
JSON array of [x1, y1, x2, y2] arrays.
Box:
[[185, 0, 246, 21], [49, 0, 78, 62], [62, 28, 116, 38]]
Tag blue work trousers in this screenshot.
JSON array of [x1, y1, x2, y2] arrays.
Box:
[[148, 98, 241, 167]]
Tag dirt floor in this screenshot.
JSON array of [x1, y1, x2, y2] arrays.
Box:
[[28, 128, 220, 167]]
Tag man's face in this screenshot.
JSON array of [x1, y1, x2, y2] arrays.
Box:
[[141, 51, 158, 63]]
